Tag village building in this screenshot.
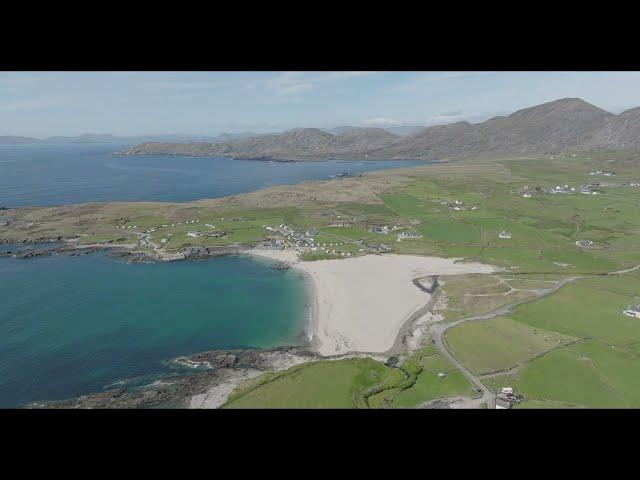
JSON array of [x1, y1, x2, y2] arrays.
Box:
[[369, 225, 389, 234], [398, 230, 422, 240], [187, 231, 203, 238], [623, 305, 640, 318], [522, 191, 532, 198], [498, 230, 512, 239], [550, 184, 574, 194], [494, 386, 520, 409], [575, 240, 595, 247]]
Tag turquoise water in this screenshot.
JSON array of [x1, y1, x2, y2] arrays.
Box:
[[0, 143, 425, 207], [0, 252, 308, 407], [0, 143, 427, 407]]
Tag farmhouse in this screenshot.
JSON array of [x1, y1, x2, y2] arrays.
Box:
[[494, 386, 520, 409], [369, 225, 389, 234], [575, 240, 595, 247], [623, 305, 640, 319], [495, 398, 512, 409], [498, 230, 512, 239], [398, 230, 422, 240], [522, 191, 532, 198]]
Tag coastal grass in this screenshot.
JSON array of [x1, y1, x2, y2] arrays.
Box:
[[391, 353, 477, 408], [223, 347, 477, 409], [223, 358, 397, 408], [444, 316, 576, 375], [436, 273, 562, 323]]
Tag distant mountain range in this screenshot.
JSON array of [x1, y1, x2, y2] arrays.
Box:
[[0, 132, 265, 146], [117, 98, 640, 161]]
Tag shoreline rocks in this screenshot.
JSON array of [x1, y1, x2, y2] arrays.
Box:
[[29, 346, 315, 409]]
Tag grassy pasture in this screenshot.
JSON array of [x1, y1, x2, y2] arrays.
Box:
[[224, 358, 395, 408], [511, 281, 640, 345], [391, 353, 477, 408], [486, 341, 640, 408], [445, 316, 576, 375]]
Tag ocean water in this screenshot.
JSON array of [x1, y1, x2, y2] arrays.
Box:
[[0, 143, 425, 207], [0, 143, 426, 407], [0, 252, 308, 407]]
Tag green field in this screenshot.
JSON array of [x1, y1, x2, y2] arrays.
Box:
[[224, 358, 398, 408], [224, 348, 476, 409], [445, 316, 576, 375], [391, 353, 478, 407]]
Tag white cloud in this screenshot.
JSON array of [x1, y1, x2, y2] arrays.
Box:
[[145, 80, 232, 90], [363, 117, 404, 127], [266, 71, 377, 101]]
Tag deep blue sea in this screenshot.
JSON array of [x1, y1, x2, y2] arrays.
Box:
[[0, 143, 424, 207], [0, 142, 424, 407]]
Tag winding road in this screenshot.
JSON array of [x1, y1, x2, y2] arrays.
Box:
[[426, 261, 640, 408]]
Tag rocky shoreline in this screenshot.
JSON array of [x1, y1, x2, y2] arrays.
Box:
[[28, 346, 317, 409], [0, 239, 249, 264]]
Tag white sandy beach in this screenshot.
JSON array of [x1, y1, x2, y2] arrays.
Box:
[[244, 248, 497, 357], [297, 254, 496, 356]]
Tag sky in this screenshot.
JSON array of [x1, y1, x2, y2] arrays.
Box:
[[1, 71, 640, 137]]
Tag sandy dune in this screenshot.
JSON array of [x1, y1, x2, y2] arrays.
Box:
[[296, 254, 497, 356]]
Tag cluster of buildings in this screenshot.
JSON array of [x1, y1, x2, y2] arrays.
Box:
[[494, 387, 521, 409], [263, 224, 317, 251], [440, 200, 478, 211], [549, 184, 577, 194]]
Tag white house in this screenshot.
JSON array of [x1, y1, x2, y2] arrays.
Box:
[[187, 231, 202, 238], [623, 305, 640, 318], [498, 230, 512, 239], [576, 240, 594, 247]]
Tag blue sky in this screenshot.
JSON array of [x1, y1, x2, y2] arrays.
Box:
[[2, 71, 640, 137]]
